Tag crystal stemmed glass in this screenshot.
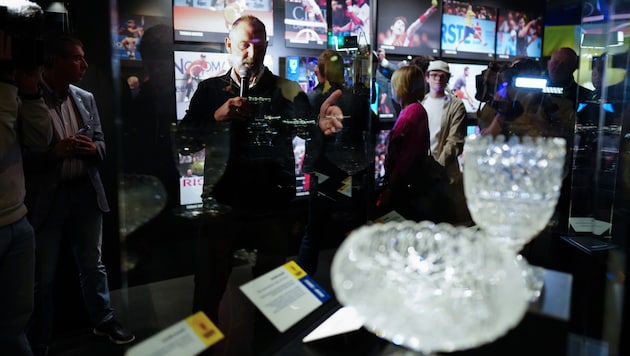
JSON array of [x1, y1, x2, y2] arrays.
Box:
[[247, 97, 275, 148], [282, 117, 318, 173], [330, 221, 530, 355], [325, 121, 371, 176], [198, 123, 232, 216], [463, 134, 567, 253], [463, 134, 566, 301], [119, 174, 167, 237]]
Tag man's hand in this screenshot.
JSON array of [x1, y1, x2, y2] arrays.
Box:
[[72, 134, 97, 156], [51, 138, 78, 158], [319, 89, 344, 136], [214, 96, 250, 122], [51, 136, 96, 158]]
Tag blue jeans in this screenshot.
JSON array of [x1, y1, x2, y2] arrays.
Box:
[[0, 216, 35, 355], [28, 181, 113, 349]]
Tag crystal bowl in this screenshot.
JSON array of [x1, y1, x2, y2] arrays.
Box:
[[331, 221, 530, 354]]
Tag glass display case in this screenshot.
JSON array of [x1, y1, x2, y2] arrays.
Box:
[[561, 2, 629, 354], [42, 0, 628, 355]]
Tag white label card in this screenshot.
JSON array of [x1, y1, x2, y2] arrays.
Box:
[[126, 311, 224, 356], [239, 261, 331, 332], [302, 306, 365, 343]]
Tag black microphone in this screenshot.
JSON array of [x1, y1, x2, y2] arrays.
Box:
[[239, 67, 250, 98]]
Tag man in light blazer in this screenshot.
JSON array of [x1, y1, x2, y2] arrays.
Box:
[[421, 60, 471, 225], [23, 36, 134, 355]]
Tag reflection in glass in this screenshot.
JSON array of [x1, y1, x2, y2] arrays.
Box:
[[177, 123, 232, 218], [119, 174, 167, 237], [326, 125, 371, 176], [246, 97, 276, 148], [199, 123, 232, 216], [283, 117, 317, 174]]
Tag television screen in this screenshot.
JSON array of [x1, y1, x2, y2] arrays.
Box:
[[173, 50, 230, 206], [173, 0, 274, 43], [293, 136, 310, 197], [375, 0, 441, 57], [174, 50, 274, 120], [173, 50, 303, 205], [441, 0, 497, 61], [466, 119, 480, 136], [177, 125, 311, 206], [495, 9, 544, 61], [283, 56, 319, 93], [179, 150, 205, 206], [580, 0, 625, 23], [331, 0, 372, 47], [174, 51, 231, 120], [284, 0, 328, 49], [374, 128, 391, 188], [114, 15, 168, 62], [374, 59, 407, 121], [447, 62, 487, 115]]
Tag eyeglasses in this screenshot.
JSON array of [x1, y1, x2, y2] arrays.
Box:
[[429, 72, 449, 80]]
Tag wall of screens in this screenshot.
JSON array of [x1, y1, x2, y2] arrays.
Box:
[[172, 0, 546, 61], [167, 0, 551, 207], [173, 0, 275, 43], [375, 0, 441, 57]]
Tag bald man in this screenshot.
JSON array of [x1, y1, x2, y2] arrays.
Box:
[[546, 47, 593, 105], [180, 15, 342, 325]]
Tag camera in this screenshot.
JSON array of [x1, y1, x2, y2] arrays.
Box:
[[476, 58, 549, 120], [0, 1, 45, 70], [475, 61, 509, 103]]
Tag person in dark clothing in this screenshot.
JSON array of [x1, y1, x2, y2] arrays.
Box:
[[178, 15, 342, 330], [123, 24, 181, 214], [297, 49, 372, 275], [25, 36, 134, 355], [1, 4, 52, 352], [121, 24, 194, 284]]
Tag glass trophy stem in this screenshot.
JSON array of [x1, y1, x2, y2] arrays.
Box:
[[482, 230, 545, 303], [516, 255, 545, 302]]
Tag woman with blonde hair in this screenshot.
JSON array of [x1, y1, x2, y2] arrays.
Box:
[[380, 65, 432, 220]]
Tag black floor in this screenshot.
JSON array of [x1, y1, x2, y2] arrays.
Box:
[[47, 275, 194, 356], [42, 229, 623, 356], [45, 248, 338, 356]]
